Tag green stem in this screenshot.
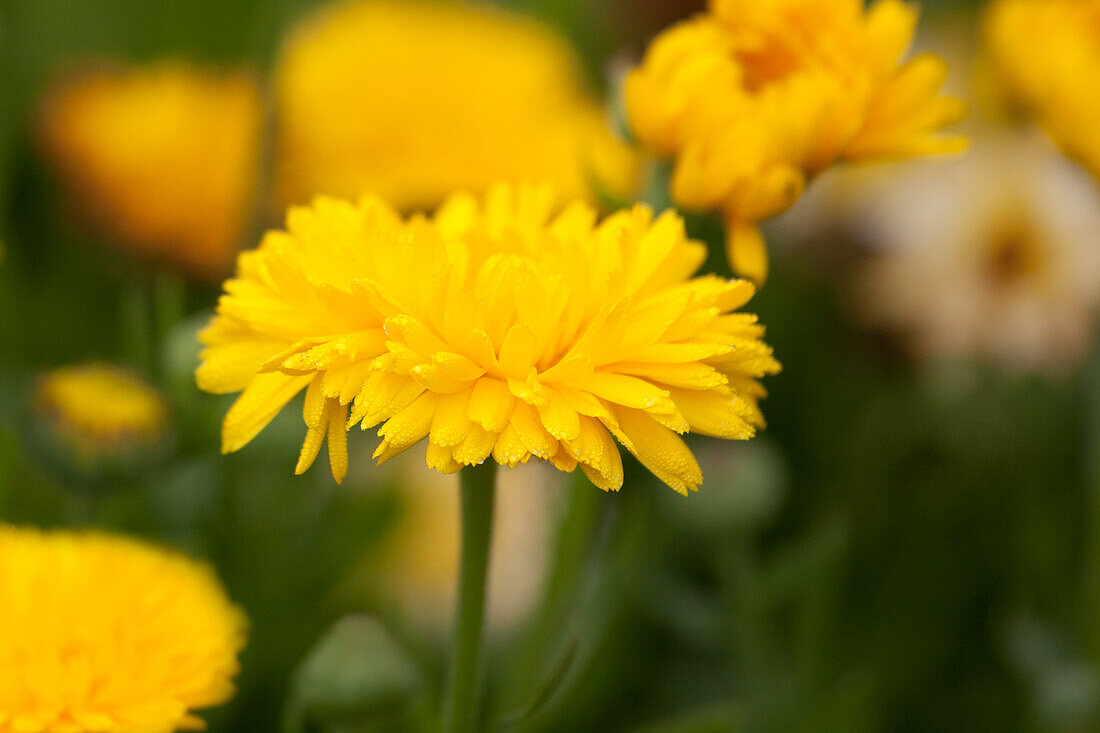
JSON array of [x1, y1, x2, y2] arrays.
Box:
[[444, 461, 498, 733]]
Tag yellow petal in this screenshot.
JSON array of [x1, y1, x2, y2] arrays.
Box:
[[222, 373, 312, 454], [492, 421, 532, 467], [302, 374, 327, 429], [467, 378, 515, 432], [572, 372, 673, 412], [431, 352, 485, 382], [538, 388, 581, 440], [350, 372, 423, 428], [327, 402, 349, 484], [508, 401, 558, 459], [608, 407, 702, 495], [452, 425, 496, 466], [374, 392, 439, 463], [725, 219, 769, 286], [498, 323, 538, 377], [295, 423, 326, 476], [296, 386, 330, 475], [613, 362, 729, 391], [864, 0, 918, 79], [667, 387, 756, 440], [549, 448, 578, 473], [565, 416, 623, 491], [197, 333, 286, 394], [430, 390, 473, 447], [426, 442, 463, 473]]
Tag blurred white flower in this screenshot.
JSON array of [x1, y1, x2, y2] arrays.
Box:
[[855, 132, 1100, 373]]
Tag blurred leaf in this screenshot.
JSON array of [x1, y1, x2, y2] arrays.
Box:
[[286, 615, 420, 732], [668, 439, 788, 535], [498, 638, 578, 732], [631, 702, 746, 733], [1003, 614, 1100, 731]]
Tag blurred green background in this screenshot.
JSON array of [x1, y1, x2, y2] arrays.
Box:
[[2, 1, 1097, 732]]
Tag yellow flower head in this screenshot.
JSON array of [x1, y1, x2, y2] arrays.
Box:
[[35, 363, 169, 463], [0, 527, 246, 733], [985, 0, 1100, 180], [274, 0, 639, 212], [197, 183, 780, 494], [625, 0, 966, 283], [37, 62, 262, 279]]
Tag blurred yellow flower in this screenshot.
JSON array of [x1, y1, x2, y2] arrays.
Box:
[[274, 0, 639, 212], [37, 62, 262, 279], [625, 0, 966, 283], [0, 526, 246, 733], [984, 0, 1100, 180], [197, 183, 779, 493], [36, 363, 169, 463], [856, 133, 1100, 373]]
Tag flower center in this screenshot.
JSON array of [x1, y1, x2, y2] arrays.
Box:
[[735, 43, 803, 93], [981, 221, 1046, 286]]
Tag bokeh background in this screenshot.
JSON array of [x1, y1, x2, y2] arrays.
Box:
[[4, 0, 1100, 731]]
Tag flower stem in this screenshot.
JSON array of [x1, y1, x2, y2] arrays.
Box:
[[444, 461, 498, 733]]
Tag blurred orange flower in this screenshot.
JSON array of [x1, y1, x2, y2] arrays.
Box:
[[37, 62, 262, 279]]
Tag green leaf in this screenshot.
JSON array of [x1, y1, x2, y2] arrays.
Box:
[[497, 638, 579, 732], [284, 615, 420, 733]]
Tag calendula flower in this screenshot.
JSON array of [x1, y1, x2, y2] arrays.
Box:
[[274, 0, 639, 212], [197, 183, 779, 493], [625, 0, 966, 283], [35, 363, 169, 465], [37, 62, 262, 278], [856, 133, 1100, 373], [984, 0, 1100, 180], [0, 526, 246, 733]]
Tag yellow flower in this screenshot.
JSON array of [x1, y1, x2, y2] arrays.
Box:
[[0, 526, 246, 733], [35, 363, 169, 463], [197, 183, 779, 494], [273, 0, 639, 212], [984, 0, 1100, 180], [624, 0, 966, 283], [37, 62, 262, 279]]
